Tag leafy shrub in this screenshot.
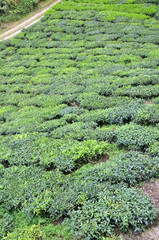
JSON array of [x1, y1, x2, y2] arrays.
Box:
[[75, 92, 112, 110], [117, 123, 159, 150], [77, 109, 111, 125], [39, 139, 111, 171], [133, 105, 159, 125], [107, 102, 143, 124], [78, 101, 143, 125], [0, 106, 17, 122], [1, 151, 158, 220], [147, 142, 159, 157], [77, 151, 159, 186], [0, 165, 105, 217], [115, 85, 159, 98], [0, 133, 44, 166], [67, 186, 156, 239], [4, 225, 43, 240], [89, 126, 118, 142], [0, 133, 111, 171], [51, 121, 97, 140], [152, 97, 159, 104], [0, 212, 14, 239]]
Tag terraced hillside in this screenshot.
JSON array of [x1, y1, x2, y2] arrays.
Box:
[[0, 0, 159, 239]]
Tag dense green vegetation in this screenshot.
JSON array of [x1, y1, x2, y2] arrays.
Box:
[[0, 0, 159, 239], [0, 0, 48, 25]]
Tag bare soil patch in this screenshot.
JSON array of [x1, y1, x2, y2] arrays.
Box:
[[92, 154, 109, 166], [53, 216, 65, 226], [145, 100, 153, 105], [141, 180, 159, 209]]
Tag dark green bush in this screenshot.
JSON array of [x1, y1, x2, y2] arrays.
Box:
[[77, 151, 159, 186], [67, 186, 156, 239], [51, 121, 97, 140], [78, 101, 143, 125], [117, 123, 159, 150], [1, 151, 158, 219], [152, 97, 159, 104], [0, 132, 111, 171], [115, 85, 159, 99], [76, 93, 113, 110], [133, 104, 159, 125], [0, 212, 14, 239], [147, 142, 159, 157]]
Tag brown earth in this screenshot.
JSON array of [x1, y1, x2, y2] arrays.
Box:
[[145, 100, 153, 105]]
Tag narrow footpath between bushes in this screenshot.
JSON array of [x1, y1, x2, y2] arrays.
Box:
[[0, 0, 60, 42]]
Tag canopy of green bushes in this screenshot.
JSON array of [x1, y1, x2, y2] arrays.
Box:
[[0, 0, 159, 239]]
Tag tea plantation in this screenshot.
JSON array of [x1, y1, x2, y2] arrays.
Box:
[[0, 0, 159, 239]]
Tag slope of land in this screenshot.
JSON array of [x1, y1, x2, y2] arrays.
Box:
[[0, 0, 159, 239], [0, 0, 60, 41], [0, 0, 56, 27]]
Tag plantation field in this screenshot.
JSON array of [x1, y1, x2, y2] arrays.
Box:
[[0, 0, 159, 239]]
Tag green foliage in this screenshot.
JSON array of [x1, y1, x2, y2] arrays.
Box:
[[75, 151, 159, 186], [0, 0, 159, 238], [133, 104, 159, 125], [1, 151, 158, 221], [4, 225, 43, 240], [67, 186, 156, 239], [0, 211, 14, 239], [147, 142, 159, 157], [0, 133, 111, 171], [78, 100, 144, 125], [115, 85, 159, 98], [117, 123, 159, 150]]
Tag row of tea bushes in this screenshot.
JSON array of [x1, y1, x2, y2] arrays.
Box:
[[1, 151, 158, 238], [1, 123, 159, 173]]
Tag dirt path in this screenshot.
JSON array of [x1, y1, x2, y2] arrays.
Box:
[[0, 0, 60, 41]]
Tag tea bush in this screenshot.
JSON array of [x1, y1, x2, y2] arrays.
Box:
[[133, 104, 159, 125], [67, 186, 156, 239], [0, 133, 111, 171], [117, 123, 159, 150], [1, 151, 158, 221], [115, 85, 159, 98], [84, 151, 159, 186], [4, 225, 43, 240], [147, 142, 159, 157]]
